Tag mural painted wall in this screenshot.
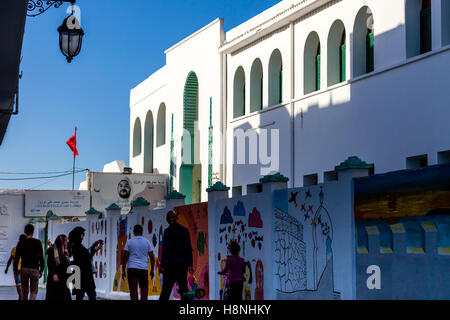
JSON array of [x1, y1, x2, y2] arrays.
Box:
[[272, 181, 354, 300], [354, 164, 450, 221], [170, 203, 209, 300], [354, 164, 450, 299], [92, 218, 109, 293], [213, 194, 272, 300], [112, 203, 209, 299]]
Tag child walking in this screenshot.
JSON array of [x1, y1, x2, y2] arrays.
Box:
[[218, 241, 246, 301]]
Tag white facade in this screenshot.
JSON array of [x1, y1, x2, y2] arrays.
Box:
[[130, 0, 450, 202]]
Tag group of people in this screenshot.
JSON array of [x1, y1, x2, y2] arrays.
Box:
[[4, 223, 103, 300], [122, 209, 248, 301], [122, 210, 194, 300], [4, 209, 249, 301]]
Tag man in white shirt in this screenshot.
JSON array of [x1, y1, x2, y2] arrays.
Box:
[[122, 224, 155, 300]]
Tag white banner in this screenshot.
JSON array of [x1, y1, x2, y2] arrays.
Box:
[[25, 190, 90, 217], [88, 172, 168, 215]]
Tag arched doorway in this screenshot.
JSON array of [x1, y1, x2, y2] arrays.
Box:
[[180, 71, 201, 204]]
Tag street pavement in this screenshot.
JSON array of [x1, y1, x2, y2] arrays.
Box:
[[0, 286, 46, 300]]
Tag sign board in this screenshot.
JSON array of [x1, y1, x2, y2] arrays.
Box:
[[88, 172, 168, 215], [25, 190, 90, 217]]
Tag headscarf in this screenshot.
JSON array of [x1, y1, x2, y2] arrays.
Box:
[[53, 234, 69, 266], [68, 226, 85, 256]]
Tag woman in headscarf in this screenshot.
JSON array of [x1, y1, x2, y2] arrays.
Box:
[[46, 234, 71, 300], [68, 226, 102, 301]]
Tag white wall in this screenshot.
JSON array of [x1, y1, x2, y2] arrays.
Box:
[[0, 192, 30, 286], [129, 0, 450, 195]]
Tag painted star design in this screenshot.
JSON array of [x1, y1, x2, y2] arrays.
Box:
[[308, 205, 313, 212], [304, 213, 310, 221], [289, 192, 299, 207], [301, 204, 306, 212], [305, 190, 312, 198], [311, 218, 317, 226]]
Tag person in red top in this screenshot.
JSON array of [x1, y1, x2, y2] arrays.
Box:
[[218, 241, 249, 301]]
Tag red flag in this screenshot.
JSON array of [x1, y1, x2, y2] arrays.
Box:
[[66, 129, 79, 157]]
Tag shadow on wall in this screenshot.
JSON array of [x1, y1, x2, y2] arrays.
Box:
[[231, 20, 450, 190]]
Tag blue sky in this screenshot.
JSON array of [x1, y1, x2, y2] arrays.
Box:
[[0, 0, 279, 190]]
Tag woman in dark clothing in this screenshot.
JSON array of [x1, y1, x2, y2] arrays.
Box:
[[68, 227, 102, 301], [46, 234, 71, 300]]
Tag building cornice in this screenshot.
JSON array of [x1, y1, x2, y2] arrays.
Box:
[[220, 0, 340, 55]]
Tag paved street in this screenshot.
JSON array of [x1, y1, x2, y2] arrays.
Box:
[[0, 286, 105, 300], [0, 286, 46, 300]]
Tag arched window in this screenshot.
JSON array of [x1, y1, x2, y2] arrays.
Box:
[[327, 20, 346, 86], [353, 6, 374, 77], [156, 103, 166, 147], [144, 110, 154, 173], [233, 66, 246, 118], [406, 0, 432, 57], [304, 32, 321, 94], [250, 58, 263, 112], [268, 49, 283, 106], [132, 118, 141, 157]]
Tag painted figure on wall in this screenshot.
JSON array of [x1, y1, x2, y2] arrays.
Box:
[[113, 216, 129, 292], [169, 203, 209, 300], [216, 201, 265, 300], [254, 260, 264, 300]]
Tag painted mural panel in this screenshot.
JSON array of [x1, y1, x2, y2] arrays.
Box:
[[92, 218, 108, 292], [171, 203, 209, 300], [354, 164, 450, 221], [273, 182, 353, 300], [215, 197, 269, 300], [113, 212, 167, 295], [354, 165, 450, 299], [112, 204, 209, 299]]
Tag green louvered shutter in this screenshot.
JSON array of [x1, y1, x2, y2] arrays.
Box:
[[279, 70, 283, 104], [243, 84, 246, 115], [315, 54, 321, 91], [420, 7, 432, 54], [260, 77, 263, 109], [183, 72, 198, 164], [366, 32, 374, 73], [340, 44, 346, 82]]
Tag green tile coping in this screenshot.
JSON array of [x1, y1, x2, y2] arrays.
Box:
[[105, 203, 121, 211], [85, 208, 103, 216], [131, 197, 150, 207], [335, 156, 373, 171], [164, 190, 186, 200], [206, 181, 230, 192], [259, 172, 289, 183]]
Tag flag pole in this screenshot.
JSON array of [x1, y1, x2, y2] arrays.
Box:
[[72, 127, 76, 190]]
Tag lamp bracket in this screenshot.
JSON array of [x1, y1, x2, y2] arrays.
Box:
[[27, 0, 76, 17]]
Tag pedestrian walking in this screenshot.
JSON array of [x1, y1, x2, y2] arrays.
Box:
[[13, 224, 44, 300], [68, 226, 102, 301], [46, 234, 72, 300], [121, 224, 155, 300], [4, 234, 26, 300], [159, 210, 193, 300], [217, 241, 248, 301]]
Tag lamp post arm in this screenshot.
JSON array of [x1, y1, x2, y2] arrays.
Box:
[[27, 0, 77, 18]]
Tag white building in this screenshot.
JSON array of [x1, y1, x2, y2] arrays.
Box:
[[130, 0, 450, 204]]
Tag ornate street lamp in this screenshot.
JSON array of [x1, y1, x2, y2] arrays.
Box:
[[57, 13, 84, 63], [27, 0, 84, 63]]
